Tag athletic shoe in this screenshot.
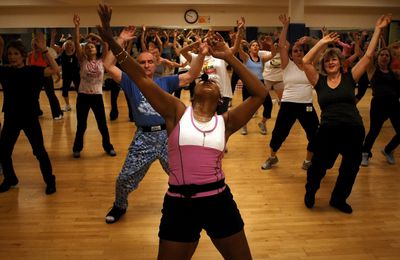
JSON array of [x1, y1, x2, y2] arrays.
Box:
[[381, 149, 395, 165], [106, 149, 117, 157], [261, 156, 278, 170], [258, 122, 267, 135], [54, 114, 64, 120], [361, 152, 370, 166], [241, 126, 248, 135], [329, 199, 353, 214], [73, 151, 80, 158], [302, 160, 312, 170], [45, 175, 56, 195], [304, 192, 315, 208], [63, 105, 72, 112], [0, 177, 19, 193], [105, 204, 127, 224]]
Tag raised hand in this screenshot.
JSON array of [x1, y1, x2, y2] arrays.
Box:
[[198, 41, 209, 56], [207, 32, 232, 60], [375, 14, 392, 29], [297, 36, 309, 45], [321, 32, 339, 45], [96, 4, 114, 45], [321, 26, 328, 37], [279, 14, 290, 26], [73, 14, 80, 27], [119, 26, 136, 43], [236, 17, 245, 38]]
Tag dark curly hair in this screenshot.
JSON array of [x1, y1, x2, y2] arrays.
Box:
[[6, 39, 28, 59]]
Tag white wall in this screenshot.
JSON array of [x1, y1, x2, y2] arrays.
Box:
[[0, 4, 398, 29]]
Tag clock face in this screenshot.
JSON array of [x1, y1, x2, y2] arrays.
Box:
[[184, 9, 198, 24]]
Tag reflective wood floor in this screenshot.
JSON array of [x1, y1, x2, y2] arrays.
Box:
[[0, 88, 399, 259]]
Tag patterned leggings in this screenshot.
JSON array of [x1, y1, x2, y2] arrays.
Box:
[[114, 129, 170, 209]]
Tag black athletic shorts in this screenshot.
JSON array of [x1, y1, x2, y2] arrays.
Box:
[[158, 185, 244, 242]]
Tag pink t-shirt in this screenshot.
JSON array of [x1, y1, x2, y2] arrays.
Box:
[[79, 59, 104, 94]]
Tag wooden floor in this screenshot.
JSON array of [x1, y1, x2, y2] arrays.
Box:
[[0, 88, 399, 259]]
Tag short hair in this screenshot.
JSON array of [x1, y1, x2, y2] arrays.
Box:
[[320, 48, 345, 75], [6, 40, 28, 59]]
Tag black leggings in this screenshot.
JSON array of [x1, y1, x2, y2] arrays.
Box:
[[363, 96, 400, 156], [269, 102, 319, 152], [306, 124, 365, 202], [0, 116, 53, 184], [73, 93, 114, 152]]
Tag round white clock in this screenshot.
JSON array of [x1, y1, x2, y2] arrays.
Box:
[[184, 9, 199, 24]]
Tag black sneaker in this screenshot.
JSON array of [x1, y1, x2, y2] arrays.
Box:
[[73, 151, 80, 158], [329, 199, 353, 214], [106, 149, 117, 157], [105, 204, 126, 224], [45, 176, 56, 195], [0, 177, 19, 193], [304, 192, 315, 208]]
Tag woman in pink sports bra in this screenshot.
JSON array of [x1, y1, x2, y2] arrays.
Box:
[[98, 5, 267, 260]]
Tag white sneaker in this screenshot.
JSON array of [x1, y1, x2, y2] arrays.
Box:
[[63, 105, 72, 112], [261, 156, 279, 170], [241, 126, 248, 135], [381, 149, 395, 165], [258, 122, 267, 135], [54, 114, 64, 120], [361, 152, 369, 166]]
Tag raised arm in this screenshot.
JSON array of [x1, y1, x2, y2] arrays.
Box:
[[73, 14, 84, 61], [354, 14, 391, 82], [103, 26, 136, 84], [178, 42, 206, 87], [207, 32, 267, 138], [237, 40, 249, 64], [97, 4, 184, 130], [303, 32, 340, 86], [34, 32, 59, 77], [260, 36, 276, 63], [278, 14, 290, 69], [230, 17, 245, 55], [140, 25, 148, 52]]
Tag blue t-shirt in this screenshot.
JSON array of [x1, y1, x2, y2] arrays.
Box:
[[120, 72, 179, 127]]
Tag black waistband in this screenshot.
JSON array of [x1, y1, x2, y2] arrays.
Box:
[[168, 179, 226, 198], [140, 124, 166, 132]]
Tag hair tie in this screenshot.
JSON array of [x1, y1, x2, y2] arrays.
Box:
[[201, 73, 209, 82]]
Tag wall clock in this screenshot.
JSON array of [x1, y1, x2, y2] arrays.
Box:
[[184, 9, 199, 24]]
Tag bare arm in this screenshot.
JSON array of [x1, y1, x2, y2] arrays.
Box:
[[140, 25, 148, 52], [278, 14, 290, 69], [154, 31, 164, 54], [34, 32, 59, 77], [238, 41, 249, 64], [180, 41, 201, 63], [73, 14, 84, 62], [230, 17, 245, 55], [103, 26, 137, 85], [260, 36, 276, 63], [97, 4, 184, 131], [303, 32, 340, 86], [354, 14, 391, 82], [178, 43, 206, 87]]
